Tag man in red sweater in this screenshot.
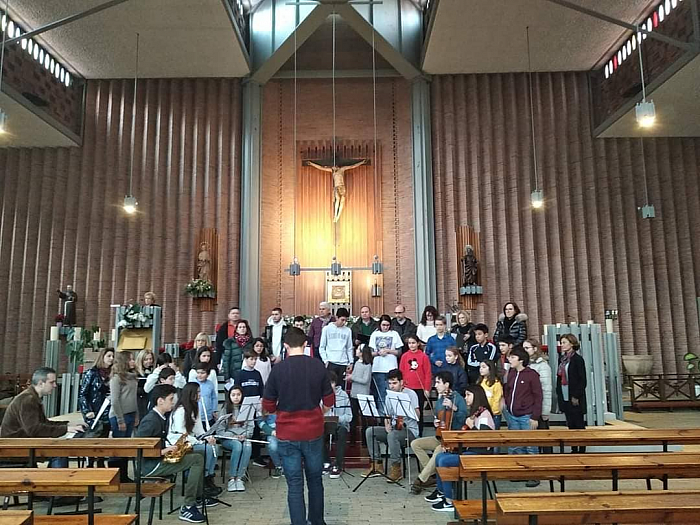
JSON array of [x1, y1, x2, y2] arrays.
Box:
[[263, 327, 335, 525]]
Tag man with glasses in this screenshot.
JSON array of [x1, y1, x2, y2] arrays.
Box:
[[390, 304, 417, 341]]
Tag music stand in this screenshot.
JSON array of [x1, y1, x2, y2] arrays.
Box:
[[352, 394, 395, 491], [386, 389, 418, 490], [200, 413, 232, 512]]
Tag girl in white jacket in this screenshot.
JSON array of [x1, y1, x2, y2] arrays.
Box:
[[167, 383, 221, 495], [524, 339, 552, 429]]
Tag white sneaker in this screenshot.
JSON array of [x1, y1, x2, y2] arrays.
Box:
[[227, 478, 237, 492], [235, 479, 245, 492]]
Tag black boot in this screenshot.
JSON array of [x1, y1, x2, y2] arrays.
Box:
[[204, 476, 222, 497]]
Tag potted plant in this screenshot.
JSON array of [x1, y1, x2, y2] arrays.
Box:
[[55, 313, 65, 328], [185, 278, 216, 299], [118, 303, 153, 328]]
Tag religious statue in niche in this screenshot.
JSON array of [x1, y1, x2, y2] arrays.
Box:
[[197, 242, 211, 282], [461, 244, 479, 287], [305, 159, 367, 222], [57, 284, 78, 326]]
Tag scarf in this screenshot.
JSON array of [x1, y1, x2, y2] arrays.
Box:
[[234, 333, 250, 348], [558, 350, 574, 386], [502, 316, 515, 335]]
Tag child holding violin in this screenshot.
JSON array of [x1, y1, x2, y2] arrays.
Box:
[[410, 371, 467, 495], [426, 384, 495, 512]]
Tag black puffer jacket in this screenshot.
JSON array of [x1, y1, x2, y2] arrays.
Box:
[[78, 366, 111, 424], [494, 313, 528, 346]]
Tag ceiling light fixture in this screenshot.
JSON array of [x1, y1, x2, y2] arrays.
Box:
[[635, 24, 655, 128], [0, 0, 10, 134], [123, 32, 140, 215], [526, 26, 543, 209]]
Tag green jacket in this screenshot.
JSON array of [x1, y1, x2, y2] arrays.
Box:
[[222, 337, 254, 381]]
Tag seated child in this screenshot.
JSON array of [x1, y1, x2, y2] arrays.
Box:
[[323, 371, 352, 479], [219, 385, 254, 492]]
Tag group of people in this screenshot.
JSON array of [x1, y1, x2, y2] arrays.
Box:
[[0, 299, 588, 525]]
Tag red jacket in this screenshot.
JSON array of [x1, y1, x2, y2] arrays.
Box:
[[399, 350, 432, 391], [504, 366, 543, 420]]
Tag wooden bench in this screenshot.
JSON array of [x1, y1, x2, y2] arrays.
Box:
[[0, 469, 119, 525], [0, 438, 161, 524], [34, 515, 137, 525], [0, 511, 32, 525], [441, 428, 700, 454], [458, 452, 700, 524], [495, 490, 700, 524], [36, 483, 174, 525]]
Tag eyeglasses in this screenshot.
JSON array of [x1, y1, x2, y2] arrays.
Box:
[[394, 311, 403, 314]]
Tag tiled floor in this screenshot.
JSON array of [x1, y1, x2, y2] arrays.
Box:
[[22, 409, 700, 525]]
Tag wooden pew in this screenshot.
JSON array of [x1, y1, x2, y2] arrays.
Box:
[[35, 516, 137, 525], [0, 468, 118, 525], [495, 490, 700, 524], [0, 511, 32, 525], [457, 452, 700, 525], [441, 428, 700, 454], [0, 439, 160, 524]]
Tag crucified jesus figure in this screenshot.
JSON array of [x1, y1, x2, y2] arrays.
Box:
[[306, 159, 367, 222]]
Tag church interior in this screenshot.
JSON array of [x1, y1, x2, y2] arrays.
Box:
[[1, 0, 700, 524]]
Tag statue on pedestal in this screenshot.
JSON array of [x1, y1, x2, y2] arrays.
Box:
[[306, 159, 367, 222], [57, 284, 78, 326], [461, 244, 478, 287], [197, 242, 211, 282]]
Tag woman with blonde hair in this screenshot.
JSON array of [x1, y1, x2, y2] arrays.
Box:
[[109, 351, 138, 482], [183, 332, 213, 377], [450, 310, 475, 364], [135, 349, 155, 419]]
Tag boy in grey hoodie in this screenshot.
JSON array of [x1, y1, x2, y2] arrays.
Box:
[[319, 307, 354, 384], [323, 371, 352, 479]]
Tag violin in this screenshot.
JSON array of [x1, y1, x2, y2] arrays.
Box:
[[435, 389, 454, 440], [395, 416, 404, 431]]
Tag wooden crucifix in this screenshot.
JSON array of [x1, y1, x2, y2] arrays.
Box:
[[303, 158, 369, 222]]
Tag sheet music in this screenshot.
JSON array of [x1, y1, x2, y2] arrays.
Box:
[[236, 396, 260, 422], [91, 398, 111, 430], [386, 390, 418, 420], [357, 394, 380, 418]]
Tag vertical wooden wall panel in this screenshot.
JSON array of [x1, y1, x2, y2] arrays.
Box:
[[0, 78, 242, 374], [432, 72, 700, 374]]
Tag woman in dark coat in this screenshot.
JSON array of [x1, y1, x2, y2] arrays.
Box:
[[494, 301, 528, 345], [556, 333, 587, 452], [222, 320, 255, 382], [78, 347, 114, 466]]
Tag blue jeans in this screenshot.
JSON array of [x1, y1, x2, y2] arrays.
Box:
[[193, 443, 218, 477], [49, 457, 68, 468], [221, 439, 252, 478], [504, 410, 538, 455], [435, 451, 478, 500], [267, 435, 281, 468], [371, 372, 388, 414], [278, 437, 325, 525], [109, 412, 136, 438]]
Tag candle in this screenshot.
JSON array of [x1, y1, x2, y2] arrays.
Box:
[[543, 325, 548, 337], [50, 326, 59, 341], [587, 320, 594, 325], [93, 330, 101, 341], [111, 329, 117, 343], [74, 327, 82, 341]]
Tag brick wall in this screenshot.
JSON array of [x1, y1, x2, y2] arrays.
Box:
[[432, 72, 700, 374], [0, 78, 242, 374], [259, 78, 417, 325]]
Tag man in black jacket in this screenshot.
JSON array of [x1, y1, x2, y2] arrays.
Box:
[[135, 384, 216, 523], [390, 304, 417, 342], [215, 307, 241, 363], [264, 307, 289, 363]]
